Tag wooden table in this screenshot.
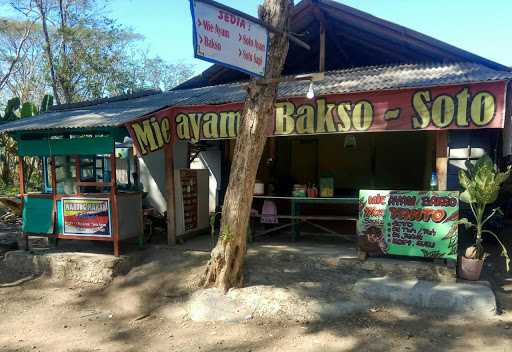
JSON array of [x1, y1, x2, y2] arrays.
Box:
[[252, 196, 359, 241]]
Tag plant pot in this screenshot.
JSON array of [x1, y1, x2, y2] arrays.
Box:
[[459, 255, 484, 281]]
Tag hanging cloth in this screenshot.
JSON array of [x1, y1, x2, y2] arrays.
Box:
[[261, 200, 278, 224]]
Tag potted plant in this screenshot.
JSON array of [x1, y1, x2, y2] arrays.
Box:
[[458, 155, 511, 280]]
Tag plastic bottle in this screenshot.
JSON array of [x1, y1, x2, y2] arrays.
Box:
[[430, 171, 438, 191]]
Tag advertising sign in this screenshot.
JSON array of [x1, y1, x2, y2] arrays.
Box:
[[62, 198, 112, 237], [190, 0, 268, 77], [127, 80, 507, 155], [357, 190, 459, 260]]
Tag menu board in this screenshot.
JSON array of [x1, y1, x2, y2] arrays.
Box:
[[191, 0, 269, 77], [181, 170, 198, 232], [357, 190, 459, 260], [62, 198, 111, 237]]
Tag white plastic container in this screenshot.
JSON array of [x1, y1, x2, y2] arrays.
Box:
[[254, 182, 265, 195]]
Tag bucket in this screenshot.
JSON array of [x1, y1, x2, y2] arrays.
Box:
[[459, 256, 484, 281], [254, 182, 264, 195]]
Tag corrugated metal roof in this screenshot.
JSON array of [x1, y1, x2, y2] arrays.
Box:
[[1, 62, 511, 133], [176, 0, 511, 90]]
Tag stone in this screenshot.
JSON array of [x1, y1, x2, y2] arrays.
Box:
[[307, 300, 369, 319], [2, 250, 137, 286], [189, 285, 369, 323], [0, 223, 19, 253], [354, 277, 497, 318], [359, 257, 456, 283], [189, 288, 253, 322]]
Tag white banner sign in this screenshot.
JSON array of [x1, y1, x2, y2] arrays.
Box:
[[190, 0, 269, 77]]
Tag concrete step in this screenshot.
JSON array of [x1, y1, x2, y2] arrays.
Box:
[[354, 277, 497, 318], [2, 250, 138, 287]]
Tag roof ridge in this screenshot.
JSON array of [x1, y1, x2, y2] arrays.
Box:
[[2, 62, 510, 134], [49, 89, 162, 112], [174, 62, 491, 92]]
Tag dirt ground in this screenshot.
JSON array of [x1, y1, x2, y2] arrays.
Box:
[[1, 236, 511, 352]]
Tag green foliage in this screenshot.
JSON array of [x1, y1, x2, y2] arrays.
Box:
[[0, 95, 51, 192], [220, 225, 234, 242], [459, 155, 510, 205], [1, 97, 21, 121], [458, 155, 511, 270], [1, 3, 195, 106], [0, 183, 18, 196], [0, 95, 53, 122], [20, 102, 38, 118], [210, 213, 218, 249], [40, 94, 53, 113]]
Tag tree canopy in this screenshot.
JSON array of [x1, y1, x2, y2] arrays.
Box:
[[0, 0, 195, 191], [0, 0, 195, 107]]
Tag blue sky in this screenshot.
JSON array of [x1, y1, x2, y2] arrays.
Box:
[[2, 0, 511, 73], [107, 0, 512, 74]]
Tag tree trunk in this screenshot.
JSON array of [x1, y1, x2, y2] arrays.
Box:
[[35, 0, 61, 105], [57, 0, 73, 103], [200, 0, 292, 291]]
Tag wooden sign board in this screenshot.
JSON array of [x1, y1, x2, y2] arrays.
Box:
[[190, 0, 269, 77], [62, 198, 112, 237], [358, 190, 459, 260], [127, 81, 507, 155]]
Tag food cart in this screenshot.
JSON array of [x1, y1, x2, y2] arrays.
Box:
[[14, 128, 143, 256]]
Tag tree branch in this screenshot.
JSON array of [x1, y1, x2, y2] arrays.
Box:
[[0, 20, 33, 91]]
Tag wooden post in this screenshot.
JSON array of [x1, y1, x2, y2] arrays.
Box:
[[319, 22, 326, 72], [436, 131, 448, 191], [165, 143, 177, 246], [110, 154, 120, 256], [311, 4, 349, 65], [49, 157, 58, 247], [50, 157, 57, 192], [18, 156, 27, 250], [18, 156, 25, 196], [74, 156, 81, 185]]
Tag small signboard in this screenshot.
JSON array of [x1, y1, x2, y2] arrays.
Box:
[[357, 190, 459, 260], [190, 0, 269, 77], [62, 198, 112, 237]]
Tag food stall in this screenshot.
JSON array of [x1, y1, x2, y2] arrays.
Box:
[[125, 69, 510, 263], [14, 128, 143, 256], [10, 123, 212, 256]]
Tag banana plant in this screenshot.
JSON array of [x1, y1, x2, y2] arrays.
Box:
[[0, 97, 21, 122], [459, 155, 511, 271], [1, 94, 53, 122], [20, 102, 38, 118], [40, 94, 53, 113], [0, 95, 53, 188]]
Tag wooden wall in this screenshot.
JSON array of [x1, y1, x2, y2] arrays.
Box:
[[255, 131, 433, 195]]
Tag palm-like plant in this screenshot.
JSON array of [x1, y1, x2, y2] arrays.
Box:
[[459, 155, 511, 271], [0, 95, 53, 188]]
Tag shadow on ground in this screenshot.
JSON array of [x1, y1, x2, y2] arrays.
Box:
[[0, 231, 511, 351]]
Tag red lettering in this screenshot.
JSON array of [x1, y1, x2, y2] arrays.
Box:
[[217, 10, 247, 29], [255, 40, 265, 52], [368, 194, 386, 205], [431, 209, 446, 223], [202, 35, 221, 51], [389, 195, 417, 206], [364, 207, 385, 217], [421, 196, 458, 207], [389, 207, 447, 223]]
